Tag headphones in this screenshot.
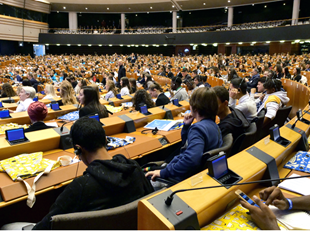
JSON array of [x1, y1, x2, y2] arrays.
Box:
[[141, 127, 159, 135]]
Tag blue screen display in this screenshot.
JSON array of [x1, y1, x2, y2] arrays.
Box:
[[7, 128, 24, 141], [140, 106, 148, 114], [172, 99, 179, 106], [0, 102, 2, 107], [33, 97, 38, 102], [212, 155, 228, 179], [273, 127, 280, 141], [0, 110, 10, 118], [51, 103, 59, 110], [116, 94, 122, 99], [89, 114, 100, 122]]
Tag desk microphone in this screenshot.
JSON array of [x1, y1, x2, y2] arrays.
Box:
[[292, 101, 310, 129], [164, 174, 310, 206]]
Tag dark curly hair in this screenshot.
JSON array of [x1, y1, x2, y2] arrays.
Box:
[[132, 89, 155, 111]]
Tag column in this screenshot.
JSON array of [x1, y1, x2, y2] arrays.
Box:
[[292, 0, 300, 25], [172, 11, 177, 33], [121, 13, 125, 34], [68, 12, 77, 30], [228, 7, 233, 28]]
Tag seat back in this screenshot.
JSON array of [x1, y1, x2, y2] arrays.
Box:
[[50, 191, 158, 230], [253, 113, 265, 141], [229, 123, 257, 157], [201, 133, 233, 169]]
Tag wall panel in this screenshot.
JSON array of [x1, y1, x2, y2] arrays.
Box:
[[3, 0, 50, 13]]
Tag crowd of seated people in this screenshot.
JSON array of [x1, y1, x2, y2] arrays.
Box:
[[1, 51, 310, 229]]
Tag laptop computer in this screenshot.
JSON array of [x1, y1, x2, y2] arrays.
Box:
[[5, 128, 29, 145], [0, 110, 11, 119]]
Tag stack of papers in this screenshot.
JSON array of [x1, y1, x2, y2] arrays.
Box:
[[278, 173, 310, 195], [144, 119, 183, 131]]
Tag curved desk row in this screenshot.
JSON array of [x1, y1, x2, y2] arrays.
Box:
[[138, 79, 310, 229]]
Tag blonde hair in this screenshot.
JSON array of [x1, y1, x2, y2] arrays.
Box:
[[60, 80, 78, 105], [22, 86, 36, 99], [90, 83, 100, 100], [45, 84, 57, 98], [106, 80, 118, 96]]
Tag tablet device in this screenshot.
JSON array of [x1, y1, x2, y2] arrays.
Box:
[[51, 103, 61, 111], [0, 101, 3, 108], [33, 97, 38, 102], [270, 125, 280, 142], [140, 105, 151, 115], [0, 110, 11, 119], [5, 128, 29, 145], [116, 94, 123, 99]]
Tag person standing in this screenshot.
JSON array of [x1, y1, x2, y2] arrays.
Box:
[[117, 59, 126, 87]]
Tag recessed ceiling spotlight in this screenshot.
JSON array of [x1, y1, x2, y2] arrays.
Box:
[[283, 3, 286, 5], [266, 41, 270, 43], [150, 6, 152, 9], [226, 43, 230, 45], [252, 4, 254, 6], [63, 6, 66, 9], [78, 44, 81, 46], [189, 12, 191, 14], [109, 44, 112, 47], [57, 11, 59, 13], [147, 12, 149, 14], [136, 14, 137, 16], [170, 11, 172, 13], [280, 40, 285, 43], [107, 7, 109, 10], [228, 0, 230, 2], [88, 44, 92, 46], [120, 44, 123, 46], [213, 43, 218, 47], [56, 44, 60, 46], [172, 5, 175, 8], [85, 7, 88, 10], [99, 44, 102, 46], [203, 3, 206, 5], [67, 44, 71, 46], [264, 5, 267, 8], [238, 42, 243, 45], [128, 7, 131, 10]]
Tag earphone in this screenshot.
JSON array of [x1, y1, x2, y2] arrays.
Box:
[[141, 127, 159, 135], [74, 146, 82, 156]]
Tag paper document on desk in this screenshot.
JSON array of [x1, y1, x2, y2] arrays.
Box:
[[144, 119, 183, 131], [278, 173, 310, 195], [269, 205, 310, 230], [45, 122, 58, 127]]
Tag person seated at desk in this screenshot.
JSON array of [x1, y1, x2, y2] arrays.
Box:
[[245, 68, 260, 92], [17, 117, 153, 230], [148, 82, 170, 107], [143, 74, 154, 90], [201, 75, 211, 88], [22, 79, 32, 87], [25, 101, 54, 133], [129, 78, 137, 93], [229, 78, 257, 122], [74, 79, 87, 95], [214, 86, 249, 141], [132, 89, 155, 111], [59, 80, 78, 106], [42, 84, 57, 100], [78, 86, 108, 118], [105, 80, 118, 100], [169, 77, 189, 102], [257, 79, 289, 127], [10, 86, 35, 113], [146, 88, 223, 182], [240, 186, 310, 230], [0, 83, 17, 98], [120, 77, 131, 96]]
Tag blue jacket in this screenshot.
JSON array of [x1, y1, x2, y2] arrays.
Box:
[[161, 119, 223, 181], [247, 74, 260, 88]]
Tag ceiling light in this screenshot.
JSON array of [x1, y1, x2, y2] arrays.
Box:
[[190, 43, 194, 46], [266, 41, 270, 44], [67, 44, 71, 46], [78, 44, 81, 46], [189, 12, 191, 14], [203, 3, 206, 5], [145, 45, 149, 47], [264, 5, 267, 8], [300, 41, 305, 44], [295, 40, 300, 43], [88, 44, 92, 46], [107, 7, 109, 10], [202, 43, 207, 46], [98, 44, 102, 46], [280, 40, 285, 43], [135, 45, 139, 47], [57, 11, 59, 13], [170, 11, 172, 13], [283, 3, 286, 5], [128, 8, 131, 10], [127, 45, 131, 47], [56, 44, 60, 46], [147, 12, 149, 14], [164, 44, 167, 46], [238, 42, 243, 45], [252, 41, 257, 44], [172, 5, 175, 8], [225, 6, 228, 9], [213, 43, 218, 47], [85, 7, 88, 10], [136, 14, 137, 16], [63, 6, 66, 9], [153, 44, 157, 47], [109, 44, 112, 47], [226, 43, 230, 45], [45, 44, 49, 46], [120, 44, 123, 46], [228, 0, 230, 2], [150, 6, 152, 9], [305, 40, 310, 43], [252, 4, 254, 6]]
